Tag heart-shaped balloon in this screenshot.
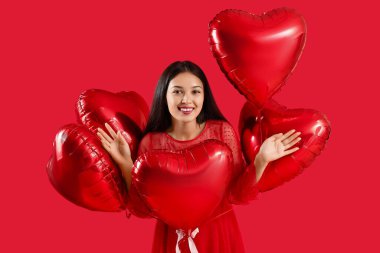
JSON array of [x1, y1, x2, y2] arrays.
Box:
[[132, 140, 233, 230], [47, 124, 127, 211], [47, 89, 149, 211], [76, 89, 149, 160], [209, 8, 307, 108], [239, 100, 331, 191]]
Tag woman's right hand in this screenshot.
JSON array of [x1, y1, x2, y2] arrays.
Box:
[[97, 123, 132, 166]]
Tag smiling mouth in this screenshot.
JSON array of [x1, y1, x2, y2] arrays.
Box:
[[178, 107, 194, 113]]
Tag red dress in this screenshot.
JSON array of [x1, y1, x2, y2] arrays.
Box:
[[127, 120, 259, 253]]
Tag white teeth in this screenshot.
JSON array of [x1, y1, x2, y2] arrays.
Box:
[[179, 108, 194, 112]]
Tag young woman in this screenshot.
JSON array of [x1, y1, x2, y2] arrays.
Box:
[[97, 61, 301, 253]]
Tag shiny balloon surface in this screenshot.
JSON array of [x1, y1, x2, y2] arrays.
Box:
[[47, 89, 149, 211], [239, 100, 331, 191], [76, 89, 149, 160], [209, 8, 306, 108], [132, 140, 233, 230], [47, 124, 128, 211]]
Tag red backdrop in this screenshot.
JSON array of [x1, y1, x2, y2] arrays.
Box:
[[1, 0, 378, 252]]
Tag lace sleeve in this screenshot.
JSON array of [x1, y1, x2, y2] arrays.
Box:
[[222, 121, 259, 204], [126, 134, 152, 218]]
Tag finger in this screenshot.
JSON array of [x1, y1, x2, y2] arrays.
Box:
[[282, 132, 301, 145], [269, 133, 283, 141], [278, 129, 296, 142], [105, 123, 117, 139], [282, 147, 300, 156], [118, 131, 130, 145], [284, 137, 301, 149], [96, 132, 107, 143], [117, 131, 126, 144], [101, 140, 111, 152], [116, 131, 122, 143], [97, 128, 113, 143]]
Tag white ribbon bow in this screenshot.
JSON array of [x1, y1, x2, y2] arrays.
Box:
[[175, 228, 200, 253]]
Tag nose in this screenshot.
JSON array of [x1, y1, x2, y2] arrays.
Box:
[[181, 93, 190, 103]]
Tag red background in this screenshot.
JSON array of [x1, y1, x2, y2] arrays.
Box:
[[1, 0, 378, 252]]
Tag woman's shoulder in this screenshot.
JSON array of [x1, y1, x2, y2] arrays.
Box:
[[137, 131, 164, 155], [206, 119, 234, 132], [201, 119, 237, 142], [207, 119, 239, 143], [205, 119, 228, 128], [139, 130, 170, 149], [139, 131, 161, 145]]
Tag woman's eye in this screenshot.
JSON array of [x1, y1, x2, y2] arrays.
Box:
[[192, 90, 201, 94], [173, 90, 182, 94]]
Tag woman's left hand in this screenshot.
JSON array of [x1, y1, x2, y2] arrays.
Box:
[[258, 129, 301, 164]]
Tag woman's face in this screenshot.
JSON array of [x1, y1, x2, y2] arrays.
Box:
[[166, 72, 204, 124]]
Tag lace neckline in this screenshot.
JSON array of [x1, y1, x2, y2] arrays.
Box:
[[164, 121, 208, 142]]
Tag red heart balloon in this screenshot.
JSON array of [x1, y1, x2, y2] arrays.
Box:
[[76, 89, 149, 160], [132, 140, 233, 230], [47, 124, 128, 211], [47, 89, 149, 211], [239, 100, 331, 191], [209, 8, 307, 108]]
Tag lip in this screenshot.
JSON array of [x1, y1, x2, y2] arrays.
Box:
[[178, 106, 194, 114]]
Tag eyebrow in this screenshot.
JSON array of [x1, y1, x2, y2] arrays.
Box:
[[171, 85, 203, 89]]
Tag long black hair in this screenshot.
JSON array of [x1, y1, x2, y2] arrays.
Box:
[[143, 61, 226, 134]]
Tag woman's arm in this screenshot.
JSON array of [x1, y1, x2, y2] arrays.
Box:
[[118, 157, 134, 190], [254, 152, 269, 183], [222, 121, 259, 204], [98, 123, 152, 218], [223, 122, 301, 204], [97, 123, 133, 190]]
